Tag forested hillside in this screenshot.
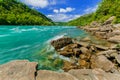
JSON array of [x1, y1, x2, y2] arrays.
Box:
[[0, 0, 54, 25], [67, 0, 120, 26]]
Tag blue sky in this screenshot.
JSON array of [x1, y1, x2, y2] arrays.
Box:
[[21, 0, 101, 22]]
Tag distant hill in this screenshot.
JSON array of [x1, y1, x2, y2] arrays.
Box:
[[0, 0, 54, 25], [67, 0, 120, 26]]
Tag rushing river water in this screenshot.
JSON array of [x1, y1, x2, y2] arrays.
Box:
[[0, 26, 88, 71]]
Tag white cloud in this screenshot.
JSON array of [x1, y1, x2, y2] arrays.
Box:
[[53, 7, 75, 13], [53, 9, 59, 13], [47, 14, 81, 22], [84, 5, 98, 14], [22, 0, 49, 8], [21, 0, 66, 8]]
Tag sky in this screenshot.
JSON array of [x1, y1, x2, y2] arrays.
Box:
[[20, 0, 101, 22]]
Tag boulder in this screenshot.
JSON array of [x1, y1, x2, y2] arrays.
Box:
[[103, 16, 115, 25], [113, 24, 120, 28], [74, 41, 90, 48], [115, 54, 120, 64], [99, 24, 113, 32], [58, 51, 74, 57], [68, 69, 120, 80], [0, 60, 37, 80], [94, 44, 109, 50], [51, 37, 73, 50], [95, 32, 106, 39], [62, 60, 77, 72], [90, 21, 100, 27], [36, 70, 78, 80], [73, 48, 81, 56], [80, 47, 89, 54], [112, 30, 120, 35], [78, 59, 90, 69], [81, 37, 91, 42], [97, 50, 117, 56], [108, 36, 120, 43], [86, 28, 99, 32], [90, 55, 114, 71]]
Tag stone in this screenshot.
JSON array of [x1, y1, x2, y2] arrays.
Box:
[[112, 30, 120, 35], [81, 37, 91, 42], [78, 59, 86, 66], [0, 60, 37, 80], [73, 48, 81, 56], [79, 53, 91, 60], [90, 55, 114, 71], [89, 45, 97, 52], [94, 44, 109, 50], [97, 50, 117, 56], [95, 32, 106, 38], [115, 54, 120, 64], [58, 51, 74, 57], [68, 69, 120, 80], [67, 43, 79, 48], [103, 16, 115, 25], [36, 70, 78, 80], [87, 28, 99, 32], [113, 24, 120, 28], [51, 37, 73, 50], [90, 21, 100, 27], [80, 47, 89, 54], [108, 36, 120, 43], [62, 60, 77, 72], [74, 41, 90, 48]]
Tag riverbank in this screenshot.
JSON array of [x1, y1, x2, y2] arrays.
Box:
[[1, 60, 120, 80]]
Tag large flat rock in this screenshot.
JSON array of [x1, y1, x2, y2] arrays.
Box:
[[90, 55, 114, 71], [108, 36, 120, 43], [0, 60, 37, 80], [68, 69, 120, 80], [36, 70, 78, 80]]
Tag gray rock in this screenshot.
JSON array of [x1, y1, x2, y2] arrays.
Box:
[[0, 60, 37, 80], [36, 70, 78, 80]]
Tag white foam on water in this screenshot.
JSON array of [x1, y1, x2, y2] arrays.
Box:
[[0, 45, 30, 54], [0, 34, 9, 37], [46, 33, 67, 43]]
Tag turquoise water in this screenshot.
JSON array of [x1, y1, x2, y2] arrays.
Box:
[[0, 26, 87, 71]]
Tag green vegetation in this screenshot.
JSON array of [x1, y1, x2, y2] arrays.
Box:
[[67, 0, 120, 26], [116, 44, 120, 48], [0, 0, 54, 25]]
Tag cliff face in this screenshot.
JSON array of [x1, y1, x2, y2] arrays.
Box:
[[0, 0, 54, 25], [67, 0, 120, 26]]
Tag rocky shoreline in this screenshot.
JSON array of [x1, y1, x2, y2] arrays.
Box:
[[1, 16, 120, 80]]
